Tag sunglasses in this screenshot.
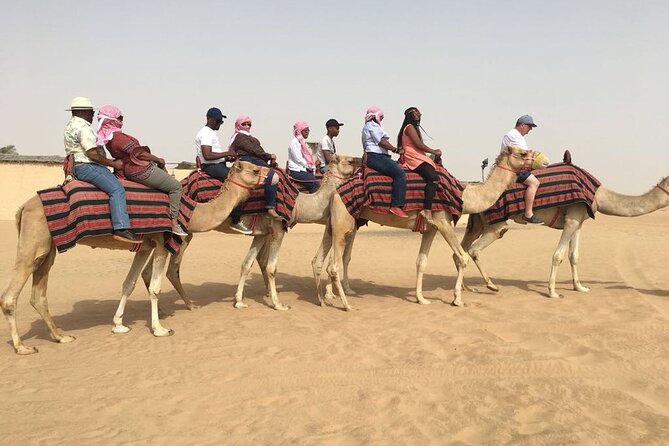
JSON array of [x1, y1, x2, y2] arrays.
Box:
[[240, 122, 252, 127]]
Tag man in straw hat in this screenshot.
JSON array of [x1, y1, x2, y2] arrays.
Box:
[[64, 97, 140, 243]]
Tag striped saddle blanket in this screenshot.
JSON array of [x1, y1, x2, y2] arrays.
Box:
[[337, 165, 465, 223], [483, 163, 601, 225], [180, 168, 300, 221], [38, 179, 194, 254]]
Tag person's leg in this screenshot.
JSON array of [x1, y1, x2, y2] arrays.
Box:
[[74, 163, 130, 230], [523, 174, 542, 223], [414, 162, 438, 218], [289, 170, 320, 192], [201, 162, 230, 182], [141, 168, 182, 220], [366, 154, 407, 208]]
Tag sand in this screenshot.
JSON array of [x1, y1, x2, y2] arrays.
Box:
[[1, 210, 668, 445]]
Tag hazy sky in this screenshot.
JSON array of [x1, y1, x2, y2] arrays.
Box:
[[1, 1, 667, 192]]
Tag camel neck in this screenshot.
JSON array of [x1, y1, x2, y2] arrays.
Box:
[[595, 181, 669, 216], [461, 163, 516, 214], [189, 185, 248, 232]]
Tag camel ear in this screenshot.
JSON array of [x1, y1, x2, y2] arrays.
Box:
[[232, 160, 242, 170]]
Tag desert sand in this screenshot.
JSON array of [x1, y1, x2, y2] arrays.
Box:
[[1, 210, 668, 445]]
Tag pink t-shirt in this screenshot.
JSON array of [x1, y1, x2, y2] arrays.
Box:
[[399, 125, 435, 170]]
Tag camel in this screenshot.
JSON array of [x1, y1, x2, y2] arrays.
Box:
[[320, 145, 530, 310], [0, 161, 270, 355], [461, 175, 669, 298], [140, 155, 357, 311]]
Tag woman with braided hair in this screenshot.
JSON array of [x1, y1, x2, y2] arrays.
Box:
[[397, 107, 442, 220]]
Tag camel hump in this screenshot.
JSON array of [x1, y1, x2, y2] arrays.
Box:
[[563, 150, 572, 164]]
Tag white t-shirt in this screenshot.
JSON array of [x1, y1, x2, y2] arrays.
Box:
[[316, 135, 336, 165], [361, 121, 390, 155], [287, 137, 312, 172], [501, 128, 528, 150], [195, 125, 226, 164]]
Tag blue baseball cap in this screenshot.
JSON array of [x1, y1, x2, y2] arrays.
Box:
[[206, 107, 226, 120]]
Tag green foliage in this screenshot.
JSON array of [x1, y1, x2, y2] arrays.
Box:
[[0, 145, 17, 154]]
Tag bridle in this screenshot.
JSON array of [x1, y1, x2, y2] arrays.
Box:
[[656, 183, 669, 196], [226, 166, 267, 190]]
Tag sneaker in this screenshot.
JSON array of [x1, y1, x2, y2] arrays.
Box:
[[267, 208, 282, 220], [113, 229, 142, 244], [522, 214, 543, 224], [389, 207, 409, 218], [230, 221, 253, 235], [171, 223, 188, 237]]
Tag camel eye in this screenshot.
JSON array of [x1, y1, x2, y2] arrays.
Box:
[[253, 168, 260, 174]]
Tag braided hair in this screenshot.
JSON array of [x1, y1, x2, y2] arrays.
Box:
[[397, 106, 421, 149]]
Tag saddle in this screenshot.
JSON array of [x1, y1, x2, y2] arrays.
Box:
[[483, 162, 601, 226], [337, 165, 465, 223]]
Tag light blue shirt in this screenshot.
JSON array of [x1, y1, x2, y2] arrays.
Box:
[[361, 121, 390, 155]]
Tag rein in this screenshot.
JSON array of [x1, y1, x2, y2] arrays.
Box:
[[656, 183, 669, 196]]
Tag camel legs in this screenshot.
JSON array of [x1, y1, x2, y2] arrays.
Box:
[[415, 227, 437, 305], [235, 230, 288, 311], [548, 217, 582, 298], [313, 224, 333, 306], [142, 234, 196, 311], [461, 219, 509, 293], [326, 200, 356, 311], [29, 246, 75, 345], [430, 215, 470, 306], [113, 242, 173, 336], [568, 222, 590, 293]]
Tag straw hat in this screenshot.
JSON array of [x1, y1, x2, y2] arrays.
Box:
[[65, 97, 95, 111]]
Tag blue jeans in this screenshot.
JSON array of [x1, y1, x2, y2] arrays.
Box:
[[289, 170, 320, 192], [74, 162, 130, 230], [202, 162, 243, 223], [366, 152, 407, 207], [239, 156, 277, 208]]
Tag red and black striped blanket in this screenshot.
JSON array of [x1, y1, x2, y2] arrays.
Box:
[[337, 166, 465, 223], [38, 179, 194, 254], [181, 168, 301, 221], [483, 163, 601, 225]]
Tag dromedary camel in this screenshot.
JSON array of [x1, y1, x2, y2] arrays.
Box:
[[321, 145, 529, 310], [461, 175, 669, 298], [141, 155, 357, 311], [1, 161, 269, 354]]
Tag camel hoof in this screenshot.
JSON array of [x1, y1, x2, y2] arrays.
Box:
[[451, 298, 463, 307], [57, 335, 76, 343], [112, 325, 131, 334], [417, 298, 431, 305], [343, 288, 356, 295], [273, 304, 290, 311], [547, 292, 562, 299], [574, 285, 590, 293], [344, 305, 354, 311], [487, 283, 500, 292], [153, 328, 174, 337], [185, 303, 198, 310], [233, 301, 249, 309], [16, 345, 38, 355]]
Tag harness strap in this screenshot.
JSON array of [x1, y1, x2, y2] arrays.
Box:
[[547, 207, 563, 228], [226, 179, 255, 190]]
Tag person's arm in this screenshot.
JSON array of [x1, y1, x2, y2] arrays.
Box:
[[136, 150, 165, 166], [379, 138, 402, 154], [234, 134, 273, 161], [404, 125, 441, 157], [321, 137, 334, 163], [86, 148, 123, 170], [370, 123, 402, 154], [201, 145, 235, 161]]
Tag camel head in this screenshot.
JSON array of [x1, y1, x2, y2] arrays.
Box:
[[498, 145, 530, 171], [330, 155, 356, 178], [228, 160, 271, 188]]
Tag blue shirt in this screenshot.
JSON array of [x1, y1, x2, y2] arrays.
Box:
[[361, 121, 390, 155]]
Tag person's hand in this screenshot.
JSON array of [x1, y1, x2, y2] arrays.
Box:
[[225, 155, 236, 162], [433, 149, 442, 157], [397, 148, 405, 155], [111, 159, 124, 171]]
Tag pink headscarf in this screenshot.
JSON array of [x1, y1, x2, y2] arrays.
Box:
[[229, 114, 252, 148], [96, 105, 123, 146], [293, 120, 314, 169], [364, 106, 384, 123]]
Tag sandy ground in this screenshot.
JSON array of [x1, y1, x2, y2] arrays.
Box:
[[1, 211, 668, 445]]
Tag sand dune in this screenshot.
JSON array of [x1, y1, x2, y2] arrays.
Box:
[[1, 211, 668, 445]]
